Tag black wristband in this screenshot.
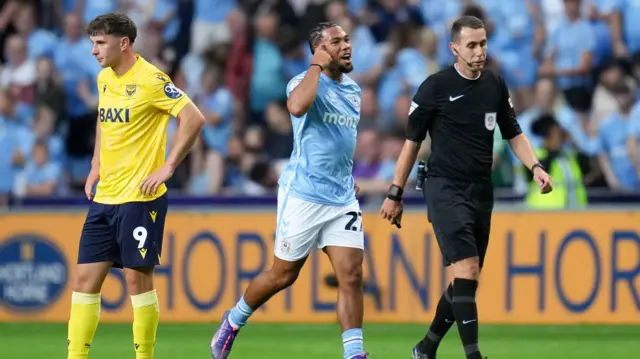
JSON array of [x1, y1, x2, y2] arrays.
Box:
[[530, 162, 544, 173], [310, 64, 324, 71], [387, 184, 403, 202]]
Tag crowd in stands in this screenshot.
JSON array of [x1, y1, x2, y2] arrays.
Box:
[[1, 0, 640, 204]]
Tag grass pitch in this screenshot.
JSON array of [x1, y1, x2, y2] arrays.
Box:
[[2, 322, 638, 358]]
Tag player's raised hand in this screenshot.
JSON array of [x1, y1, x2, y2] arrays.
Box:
[[311, 45, 333, 70], [533, 167, 553, 194], [140, 164, 174, 196], [380, 198, 403, 229], [84, 168, 100, 200]]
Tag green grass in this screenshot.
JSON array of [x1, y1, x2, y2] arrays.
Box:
[[2, 323, 639, 358]]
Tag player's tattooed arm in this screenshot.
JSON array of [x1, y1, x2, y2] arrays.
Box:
[[287, 46, 332, 117]]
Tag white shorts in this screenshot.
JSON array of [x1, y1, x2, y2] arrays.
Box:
[[274, 189, 365, 261]]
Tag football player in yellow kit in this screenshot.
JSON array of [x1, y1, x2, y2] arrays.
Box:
[[67, 12, 205, 359]]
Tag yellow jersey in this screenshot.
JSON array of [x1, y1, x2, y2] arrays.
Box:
[[93, 55, 191, 205]]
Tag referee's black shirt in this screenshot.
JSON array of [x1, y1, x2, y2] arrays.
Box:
[[407, 65, 522, 182]]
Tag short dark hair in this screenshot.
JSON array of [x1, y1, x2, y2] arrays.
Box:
[[308, 22, 338, 54], [451, 16, 484, 42], [87, 12, 137, 45]]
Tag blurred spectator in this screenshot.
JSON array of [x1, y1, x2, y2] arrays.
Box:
[[525, 113, 587, 208], [31, 105, 65, 164], [540, 0, 596, 115], [13, 2, 57, 60], [597, 81, 640, 190], [482, 0, 543, 111], [191, 0, 236, 54], [225, 8, 252, 104], [627, 101, 640, 178], [249, 9, 286, 124], [77, 0, 120, 27], [353, 128, 380, 180], [604, 0, 640, 59], [0, 35, 36, 98], [263, 100, 293, 165], [590, 59, 635, 127], [21, 139, 61, 197], [197, 65, 235, 194], [366, 0, 423, 43], [0, 89, 31, 201], [136, 23, 171, 73], [54, 12, 100, 191], [34, 57, 65, 125]]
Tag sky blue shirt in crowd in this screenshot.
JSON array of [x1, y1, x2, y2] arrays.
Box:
[[349, 26, 382, 78], [80, 0, 118, 25], [347, 0, 367, 14], [154, 0, 180, 42], [628, 102, 640, 135], [598, 112, 639, 189], [556, 105, 601, 156], [27, 30, 57, 60], [202, 88, 234, 155], [602, 0, 640, 53], [547, 17, 596, 90], [250, 39, 286, 112], [24, 161, 61, 188], [195, 0, 236, 23], [54, 37, 102, 118], [0, 121, 21, 193], [279, 72, 361, 206], [377, 48, 426, 117], [418, 0, 461, 68]]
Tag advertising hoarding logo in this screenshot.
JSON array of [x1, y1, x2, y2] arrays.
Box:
[[0, 234, 68, 311]]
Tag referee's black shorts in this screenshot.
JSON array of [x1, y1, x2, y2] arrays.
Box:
[[424, 176, 494, 268]]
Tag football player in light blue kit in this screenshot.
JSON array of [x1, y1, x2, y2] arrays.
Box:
[[210, 22, 368, 359]]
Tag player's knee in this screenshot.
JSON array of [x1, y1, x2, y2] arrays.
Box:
[[72, 263, 110, 293], [124, 267, 154, 295], [267, 265, 300, 290], [451, 257, 480, 280], [272, 269, 299, 290], [337, 263, 363, 291]]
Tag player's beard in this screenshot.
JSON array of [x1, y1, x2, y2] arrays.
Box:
[[338, 61, 354, 74]]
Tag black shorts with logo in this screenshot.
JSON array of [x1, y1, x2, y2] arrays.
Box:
[[424, 177, 494, 268], [77, 195, 168, 268]]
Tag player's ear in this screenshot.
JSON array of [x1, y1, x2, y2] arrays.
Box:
[[120, 36, 130, 50]]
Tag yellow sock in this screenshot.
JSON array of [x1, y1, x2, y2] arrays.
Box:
[[68, 292, 101, 359], [131, 290, 160, 359]]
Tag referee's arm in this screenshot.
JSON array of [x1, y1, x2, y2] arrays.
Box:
[[496, 78, 540, 170], [391, 79, 437, 189]]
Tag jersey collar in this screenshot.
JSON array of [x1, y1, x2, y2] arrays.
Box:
[[454, 63, 481, 80], [110, 54, 144, 83]]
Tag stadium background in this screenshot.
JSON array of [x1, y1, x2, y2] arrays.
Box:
[[0, 0, 639, 358]]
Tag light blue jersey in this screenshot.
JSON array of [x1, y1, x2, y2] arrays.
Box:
[[278, 71, 361, 206]]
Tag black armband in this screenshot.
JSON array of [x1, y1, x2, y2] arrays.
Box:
[[309, 64, 324, 71], [387, 184, 404, 202]]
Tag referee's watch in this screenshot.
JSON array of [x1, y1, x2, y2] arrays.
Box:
[[387, 184, 403, 202], [530, 162, 545, 173]]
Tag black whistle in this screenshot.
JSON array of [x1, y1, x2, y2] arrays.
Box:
[[416, 160, 426, 191]]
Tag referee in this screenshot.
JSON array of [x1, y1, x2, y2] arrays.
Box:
[[380, 16, 553, 359]]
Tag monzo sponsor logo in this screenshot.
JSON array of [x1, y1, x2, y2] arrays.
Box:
[[99, 108, 131, 123], [322, 112, 358, 129]]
